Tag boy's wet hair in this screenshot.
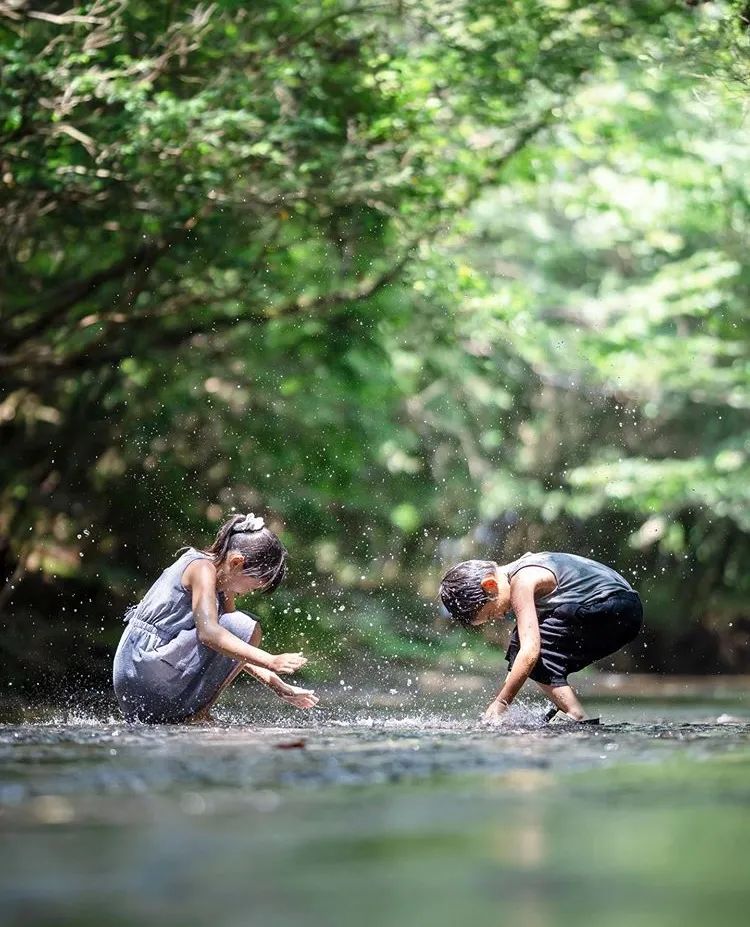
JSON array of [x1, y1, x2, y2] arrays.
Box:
[[439, 559, 496, 627], [204, 513, 288, 594]]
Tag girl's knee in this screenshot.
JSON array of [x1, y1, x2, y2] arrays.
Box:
[[219, 610, 260, 645]]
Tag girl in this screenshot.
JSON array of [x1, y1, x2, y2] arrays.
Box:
[[113, 513, 318, 723]]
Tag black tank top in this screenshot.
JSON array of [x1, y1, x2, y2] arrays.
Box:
[[507, 552, 634, 618]]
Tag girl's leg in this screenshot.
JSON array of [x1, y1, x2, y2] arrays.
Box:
[[535, 682, 587, 721], [187, 624, 262, 723]]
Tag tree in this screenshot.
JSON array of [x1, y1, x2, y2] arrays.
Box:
[[459, 32, 750, 669], [1, 1, 716, 692]]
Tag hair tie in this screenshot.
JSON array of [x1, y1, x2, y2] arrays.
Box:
[[231, 512, 265, 533]]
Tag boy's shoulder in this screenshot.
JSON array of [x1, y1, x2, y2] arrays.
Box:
[[508, 557, 558, 592]]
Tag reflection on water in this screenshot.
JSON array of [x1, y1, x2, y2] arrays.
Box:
[[1, 694, 750, 927]]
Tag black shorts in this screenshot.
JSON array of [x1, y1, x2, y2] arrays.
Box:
[[505, 590, 643, 687]]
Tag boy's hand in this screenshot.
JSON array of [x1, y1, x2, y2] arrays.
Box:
[[481, 698, 509, 724], [279, 685, 319, 710], [269, 652, 307, 674]]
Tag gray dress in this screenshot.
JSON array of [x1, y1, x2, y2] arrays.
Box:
[[112, 548, 258, 722]]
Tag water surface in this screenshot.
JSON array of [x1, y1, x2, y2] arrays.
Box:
[[2, 690, 749, 927]]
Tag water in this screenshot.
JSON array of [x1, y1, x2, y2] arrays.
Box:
[[2, 689, 750, 927]]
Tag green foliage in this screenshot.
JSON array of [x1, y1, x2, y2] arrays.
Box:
[[1, 0, 748, 693], [463, 43, 750, 647]]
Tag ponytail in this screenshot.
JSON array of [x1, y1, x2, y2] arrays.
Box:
[[203, 512, 288, 594]]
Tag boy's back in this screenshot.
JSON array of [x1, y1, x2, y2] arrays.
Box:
[[509, 552, 634, 617]]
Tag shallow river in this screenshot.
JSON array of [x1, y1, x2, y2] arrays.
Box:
[[2, 688, 750, 927]]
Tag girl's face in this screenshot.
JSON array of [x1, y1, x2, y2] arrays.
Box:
[[222, 553, 271, 596]]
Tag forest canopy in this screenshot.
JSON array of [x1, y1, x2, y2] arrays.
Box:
[[2, 1, 750, 694]]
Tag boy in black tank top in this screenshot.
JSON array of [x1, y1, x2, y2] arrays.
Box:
[[439, 552, 643, 722]]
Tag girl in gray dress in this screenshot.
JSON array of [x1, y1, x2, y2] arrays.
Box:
[[113, 513, 318, 723]]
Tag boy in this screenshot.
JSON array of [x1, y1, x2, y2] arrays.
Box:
[[439, 551, 642, 722]]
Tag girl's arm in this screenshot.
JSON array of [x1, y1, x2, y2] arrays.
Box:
[[242, 664, 319, 709], [185, 559, 306, 674]]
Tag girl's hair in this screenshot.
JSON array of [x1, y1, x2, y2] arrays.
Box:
[[204, 513, 288, 594]]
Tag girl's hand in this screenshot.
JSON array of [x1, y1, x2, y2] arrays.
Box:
[[278, 686, 319, 710], [269, 652, 307, 674]]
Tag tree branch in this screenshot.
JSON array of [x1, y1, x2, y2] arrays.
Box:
[[5, 240, 167, 350], [0, 238, 422, 379]]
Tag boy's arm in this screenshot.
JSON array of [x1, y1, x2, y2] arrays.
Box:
[[483, 568, 547, 720]]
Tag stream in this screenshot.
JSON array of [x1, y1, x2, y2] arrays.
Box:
[[2, 689, 749, 927]]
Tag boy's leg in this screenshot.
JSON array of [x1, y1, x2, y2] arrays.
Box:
[[535, 682, 587, 721], [187, 623, 262, 723]]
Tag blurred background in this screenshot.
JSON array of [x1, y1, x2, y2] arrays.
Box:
[[2, 0, 749, 701]]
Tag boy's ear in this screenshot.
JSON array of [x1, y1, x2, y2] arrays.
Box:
[[481, 574, 499, 598]]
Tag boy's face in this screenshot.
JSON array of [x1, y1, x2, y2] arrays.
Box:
[[470, 568, 511, 626]]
